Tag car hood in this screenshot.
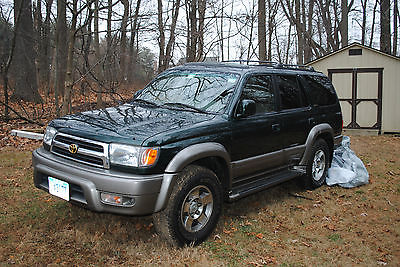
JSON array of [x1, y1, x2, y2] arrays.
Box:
[[50, 103, 216, 145]]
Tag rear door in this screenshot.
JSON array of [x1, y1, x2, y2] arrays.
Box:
[[274, 74, 311, 165], [301, 74, 342, 134]]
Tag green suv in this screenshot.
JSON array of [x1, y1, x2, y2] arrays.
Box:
[[33, 62, 342, 246]]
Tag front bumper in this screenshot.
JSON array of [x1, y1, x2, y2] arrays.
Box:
[[33, 147, 171, 215]]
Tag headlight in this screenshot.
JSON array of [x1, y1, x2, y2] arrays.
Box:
[[109, 144, 159, 167], [43, 126, 57, 146]]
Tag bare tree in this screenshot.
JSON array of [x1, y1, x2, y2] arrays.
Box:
[[186, 0, 207, 62], [393, 0, 398, 55], [41, 0, 54, 93], [12, 0, 41, 103], [369, 0, 378, 47], [339, 0, 354, 47], [93, 0, 103, 107], [120, 0, 129, 82], [266, 0, 279, 61], [55, 0, 67, 115], [359, 0, 368, 45], [380, 0, 391, 53], [258, 0, 267, 61], [157, 0, 181, 72], [128, 0, 142, 84]]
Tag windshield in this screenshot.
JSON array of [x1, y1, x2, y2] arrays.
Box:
[[135, 71, 239, 114]]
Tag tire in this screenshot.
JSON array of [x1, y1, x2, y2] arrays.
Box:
[[303, 138, 330, 189], [153, 165, 223, 247]]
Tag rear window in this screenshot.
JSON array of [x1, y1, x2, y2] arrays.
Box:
[[276, 75, 307, 110], [303, 75, 337, 106]]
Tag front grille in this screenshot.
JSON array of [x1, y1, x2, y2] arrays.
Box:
[[51, 133, 109, 168], [54, 135, 104, 152]]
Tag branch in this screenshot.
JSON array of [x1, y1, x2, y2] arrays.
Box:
[[0, 100, 44, 126]]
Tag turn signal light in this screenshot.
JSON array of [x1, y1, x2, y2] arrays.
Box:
[[100, 192, 135, 207], [140, 148, 159, 166]]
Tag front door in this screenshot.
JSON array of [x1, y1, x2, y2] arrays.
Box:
[[230, 74, 284, 180]]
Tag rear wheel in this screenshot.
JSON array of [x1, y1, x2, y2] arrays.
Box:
[[153, 165, 222, 247], [304, 139, 330, 189]]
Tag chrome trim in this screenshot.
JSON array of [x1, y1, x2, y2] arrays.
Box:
[[51, 132, 110, 169]]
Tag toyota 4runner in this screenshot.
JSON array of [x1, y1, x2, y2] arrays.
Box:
[[33, 62, 343, 246]]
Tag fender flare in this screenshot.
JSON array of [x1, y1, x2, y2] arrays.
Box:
[[299, 123, 334, 166], [154, 142, 231, 212]]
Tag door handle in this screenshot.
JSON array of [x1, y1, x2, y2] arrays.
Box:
[[272, 124, 280, 132]]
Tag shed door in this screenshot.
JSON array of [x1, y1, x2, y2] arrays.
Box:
[[328, 68, 383, 132]]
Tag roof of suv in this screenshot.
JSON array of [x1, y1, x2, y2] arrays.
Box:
[[169, 61, 324, 76]]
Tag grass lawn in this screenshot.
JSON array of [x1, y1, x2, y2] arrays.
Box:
[[0, 135, 399, 266]]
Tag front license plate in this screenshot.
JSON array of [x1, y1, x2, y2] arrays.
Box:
[[48, 177, 70, 201]]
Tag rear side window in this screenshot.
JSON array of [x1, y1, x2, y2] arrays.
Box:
[[241, 74, 276, 114], [303, 75, 337, 106], [276, 75, 306, 110]]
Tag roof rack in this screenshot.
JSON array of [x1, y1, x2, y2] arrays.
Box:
[[222, 60, 315, 71]]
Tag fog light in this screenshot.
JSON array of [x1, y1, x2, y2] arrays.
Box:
[[100, 192, 135, 207]]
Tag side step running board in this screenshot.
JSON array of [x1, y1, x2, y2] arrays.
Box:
[[228, 170, 302, 201]]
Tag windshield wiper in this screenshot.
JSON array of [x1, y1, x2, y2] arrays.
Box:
[[130, 98, 159, 107], [161, 102, 209, 114], [202, 88, 234, 110]]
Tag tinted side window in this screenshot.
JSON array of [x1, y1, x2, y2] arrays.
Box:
[[276, 75, 305, 110], [303, 75, 337, 106], [241, 75, 276, 114]]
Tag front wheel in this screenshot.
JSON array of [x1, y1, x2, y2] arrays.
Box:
[[304, 139, 330, 189], [153, 165, 223, 247]]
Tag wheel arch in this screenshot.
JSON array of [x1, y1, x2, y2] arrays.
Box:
[[154, 142, 231, 212], [299, 123, 334, 166]]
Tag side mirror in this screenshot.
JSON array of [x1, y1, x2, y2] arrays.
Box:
[[237, 99, 256, 118]]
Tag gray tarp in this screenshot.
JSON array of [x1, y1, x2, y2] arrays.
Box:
[[326, 136, 369, 188]]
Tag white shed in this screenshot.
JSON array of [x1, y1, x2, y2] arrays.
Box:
[[307, 42, 400, 134]]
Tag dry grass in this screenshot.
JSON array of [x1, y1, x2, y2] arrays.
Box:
[[0, 135, 399, 266]]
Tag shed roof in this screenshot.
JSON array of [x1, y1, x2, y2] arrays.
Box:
[[306, 42, 400, 66]]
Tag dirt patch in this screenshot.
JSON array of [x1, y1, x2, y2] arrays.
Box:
[[0, 135, 399, 266]]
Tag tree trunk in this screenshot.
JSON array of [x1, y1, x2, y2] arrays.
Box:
[[164, 0, 181, 67], [258, 0, 267, 61], [197, 0, 206, 61], [188, 0, 197, 62], [304, 0, 314, 63], [55, 0, 67, 115], [220, 0, 224, 61], [158, 0, 180, 72], [128, 0, 141, 84], [294, 0, 304, 64], [361, 0, 367, 45], [62, 0, 78, 116], [157, 0, 166, 72], [393, 0, 398, 55], [340, 0, 348, 46], [94, 0, 103, 108], [42, 0, 53, 94], [12, 0, 42, 103], [369, 0, 378, 47], [380, 0, 391, 53], [106, 0, 113, 82], [120, 0, 129, 82]]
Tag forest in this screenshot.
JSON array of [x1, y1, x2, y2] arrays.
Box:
[[0, 0, 399, 125]]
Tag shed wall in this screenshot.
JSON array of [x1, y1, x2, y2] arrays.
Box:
[[309, 45, 400, 133]]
